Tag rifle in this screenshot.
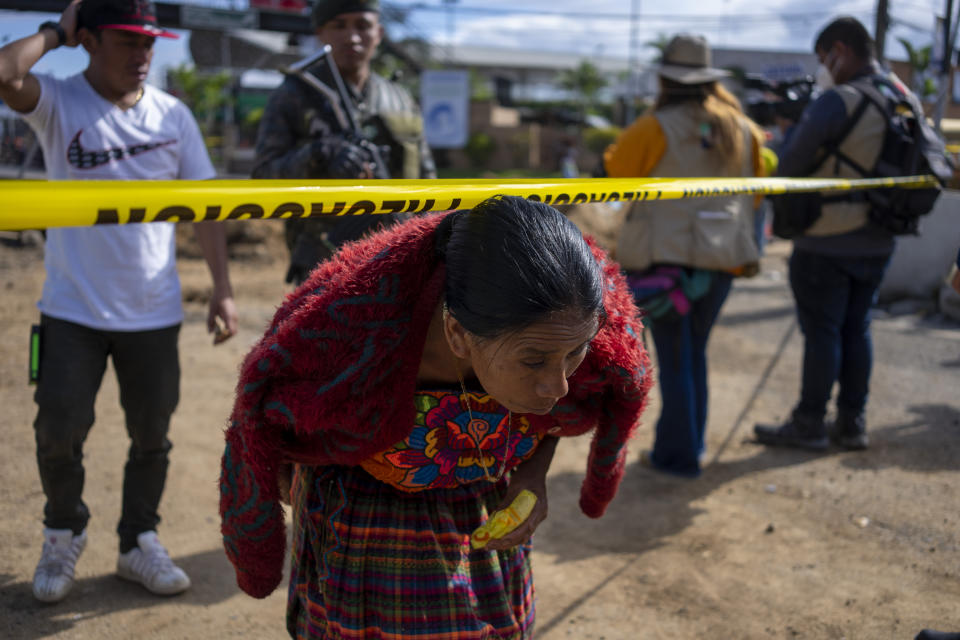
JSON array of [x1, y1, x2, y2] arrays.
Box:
[[282, 45, 391, 180], [279, 46, 398, 282]]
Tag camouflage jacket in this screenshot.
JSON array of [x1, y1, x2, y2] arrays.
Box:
[[252, 64, 435, 181], [252, 64, 436, 282]]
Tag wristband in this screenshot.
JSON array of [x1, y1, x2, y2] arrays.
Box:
[[38, 21, 67, 48]]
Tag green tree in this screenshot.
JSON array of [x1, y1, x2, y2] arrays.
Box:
[[557, 60, 607, 120], [468, 68, 494, 101], [583, 126, 622, 156], [645, 33, 672, 63], [374, 36, 431, 96], [167, 64, 233, 142], [464, 132, 496, 169], [372, 7, 431, 96], [897, 38, 937, 101]]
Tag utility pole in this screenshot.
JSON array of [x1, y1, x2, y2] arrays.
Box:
[[934, 0, 955, 130], [875, 0, 889, 62], [943, 0, 955, 75], [442, 0, 458, 64], [626, 0, 640, 124]]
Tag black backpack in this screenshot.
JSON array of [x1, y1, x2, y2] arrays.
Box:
[[772, 73, 952, 238]]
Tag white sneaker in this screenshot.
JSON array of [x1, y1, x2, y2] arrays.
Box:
[[33, 527, 87, 603], [116, 531, 191, 595]]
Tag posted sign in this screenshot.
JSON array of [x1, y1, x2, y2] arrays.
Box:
[[420, 70, 470, 149]]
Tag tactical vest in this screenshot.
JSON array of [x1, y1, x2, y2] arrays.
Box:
[[358, 74, 425, 179], [616, 103, 759, 272], [803, 81, 886, 236], [280, 71, 435, 284]]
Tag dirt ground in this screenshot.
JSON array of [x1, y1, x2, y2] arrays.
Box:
[[1, 215, 958, 640]]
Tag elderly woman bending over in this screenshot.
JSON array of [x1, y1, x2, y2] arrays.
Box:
[[220, 195, 651, 639]]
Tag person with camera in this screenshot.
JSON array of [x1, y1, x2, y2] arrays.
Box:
[[252, 0, 436, 285], [754, 17, 910, 451], [0, 0, 238, 602]]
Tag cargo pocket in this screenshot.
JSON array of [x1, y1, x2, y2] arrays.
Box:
[[692, 209, 744, 269], [616, 204, 654, 271]]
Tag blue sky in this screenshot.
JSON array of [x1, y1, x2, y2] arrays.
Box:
[[0, 0, 949, 86]]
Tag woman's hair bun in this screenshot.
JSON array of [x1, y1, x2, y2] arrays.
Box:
[[434, 210, 466, 260]]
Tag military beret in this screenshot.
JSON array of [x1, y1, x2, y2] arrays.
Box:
[[312, 0, 380, 28]]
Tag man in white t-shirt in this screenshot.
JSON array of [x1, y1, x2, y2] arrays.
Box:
[[0, 0, 239, 603]]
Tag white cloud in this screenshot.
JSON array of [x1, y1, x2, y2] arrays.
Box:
[[388, 0, 947, 61], [0, 0, 950, 81]]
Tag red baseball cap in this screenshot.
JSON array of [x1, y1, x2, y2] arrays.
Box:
[[78, 0, 179, 39]]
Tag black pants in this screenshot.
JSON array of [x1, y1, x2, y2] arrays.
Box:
[[789, 249, 891, 421], [33, 315, 180, 552]]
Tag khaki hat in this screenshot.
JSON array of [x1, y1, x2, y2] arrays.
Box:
[[658, 34, 730, 85]]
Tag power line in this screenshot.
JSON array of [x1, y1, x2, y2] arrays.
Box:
[[389, 1, 874, 24], [895, 0, 942, 11], [398, 16, 876, 40]]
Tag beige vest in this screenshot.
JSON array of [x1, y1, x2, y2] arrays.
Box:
[[616, 104, 758, 272], [803, 81, 887, 236]]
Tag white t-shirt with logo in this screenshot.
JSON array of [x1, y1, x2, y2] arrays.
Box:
[[21, 73, 215, 331]]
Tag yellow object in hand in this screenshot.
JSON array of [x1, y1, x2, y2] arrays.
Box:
[[470, 490, 538, 550]]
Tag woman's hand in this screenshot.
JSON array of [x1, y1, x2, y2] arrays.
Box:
[[483, 482, 547, 551], [482, 435, 558, 551]]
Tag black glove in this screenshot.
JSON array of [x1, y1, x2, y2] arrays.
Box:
[[349, 136, 392, 179], [320, 138, 376, 179]]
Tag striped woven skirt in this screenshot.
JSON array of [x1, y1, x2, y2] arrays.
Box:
[[287, 465, 535, 639]]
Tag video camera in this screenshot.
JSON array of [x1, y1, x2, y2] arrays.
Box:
[[743, 75, 817, 127]]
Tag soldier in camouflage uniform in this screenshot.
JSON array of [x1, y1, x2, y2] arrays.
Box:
[[252, 0, 436, 284]]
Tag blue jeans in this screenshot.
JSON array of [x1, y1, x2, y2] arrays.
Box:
[[33, 315, 180, 552], [647, 272, 733, 477], [789, 249, 891, 421]]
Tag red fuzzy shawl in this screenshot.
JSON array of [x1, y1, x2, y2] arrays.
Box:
[[220, 213, 651, 598]]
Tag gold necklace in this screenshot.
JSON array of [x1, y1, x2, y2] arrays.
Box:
[[119, 87, 144, 110], [455, 363, 512, 483], [444, 303, 512, 482]]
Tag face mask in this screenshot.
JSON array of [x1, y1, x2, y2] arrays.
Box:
[[815, 64, 835, 90], [823, 49, 844, 82]]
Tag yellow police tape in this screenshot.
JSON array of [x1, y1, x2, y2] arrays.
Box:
[[0, 175, 939, 231]]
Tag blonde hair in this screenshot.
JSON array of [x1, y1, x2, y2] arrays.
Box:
[[656, 78, 764, 172]]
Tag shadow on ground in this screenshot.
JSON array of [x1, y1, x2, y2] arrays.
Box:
[[839, 403, 960, 473], [0, 547, 239, 639], [531, 442, 828, 637]]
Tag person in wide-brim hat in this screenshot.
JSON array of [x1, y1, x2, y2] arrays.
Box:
[[603, 31, 765, 479], [658, 33, 731, 84]]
